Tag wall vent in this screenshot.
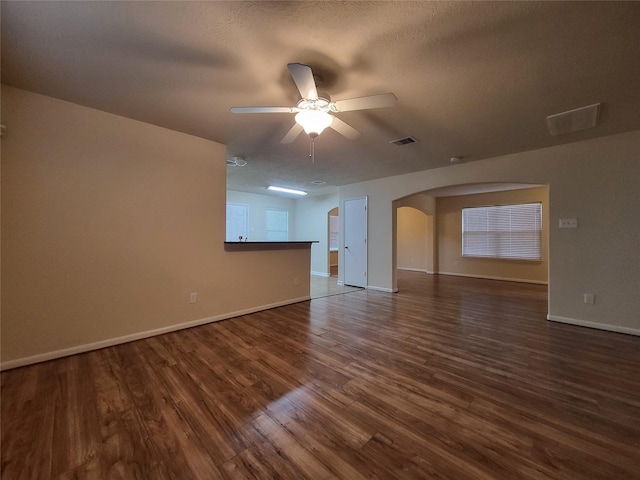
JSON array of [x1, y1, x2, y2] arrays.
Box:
[[546, 103, 600, 136], [390, 136, 418, 147]]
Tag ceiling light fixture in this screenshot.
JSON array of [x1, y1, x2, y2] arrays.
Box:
[[294, 110, 334, 137], [267, 186, 307, 196]]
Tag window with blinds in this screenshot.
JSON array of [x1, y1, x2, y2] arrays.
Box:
[[462, 203, 542, 260]]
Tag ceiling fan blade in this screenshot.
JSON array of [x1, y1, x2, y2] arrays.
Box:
[[281, 123, 304, 144], [287, 63, 318, 101], [230, 106, 295, 114], [333, 93, 397, 112], [330, 117, 361, 140]]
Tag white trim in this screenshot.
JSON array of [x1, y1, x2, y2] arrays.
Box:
[[437, 271, 548, 285], [366, 285, 398, 293], [547, 314, 640, 337], [0, 296, 311, 371], [397, 267, 428, 273], [311, 271, 331, 277]]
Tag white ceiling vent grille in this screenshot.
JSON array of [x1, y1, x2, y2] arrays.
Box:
[[390, 136, 418, 147], [546, 103, 600, 136]]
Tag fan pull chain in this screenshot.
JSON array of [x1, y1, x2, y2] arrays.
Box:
[[309, 137, 315, 163]]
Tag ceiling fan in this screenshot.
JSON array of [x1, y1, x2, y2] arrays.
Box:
[[230, 63, 397, 146]]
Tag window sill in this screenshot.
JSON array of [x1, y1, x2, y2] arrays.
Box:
[[461, 255, 543, 263]]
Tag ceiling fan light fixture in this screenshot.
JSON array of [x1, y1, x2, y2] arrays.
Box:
[[295, 110, 334, 137]]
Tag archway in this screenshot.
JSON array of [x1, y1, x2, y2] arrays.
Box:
[[392, 183, 549, 293]]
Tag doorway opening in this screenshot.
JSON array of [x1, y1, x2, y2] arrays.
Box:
[[392, 184, 549, 293], [397, 206, 435, 275], [328, 207, 339, 277]]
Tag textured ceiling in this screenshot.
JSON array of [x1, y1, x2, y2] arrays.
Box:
[[2, 1, 639, 197]]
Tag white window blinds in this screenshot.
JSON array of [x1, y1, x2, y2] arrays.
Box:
[[462, 203, 542, 260]]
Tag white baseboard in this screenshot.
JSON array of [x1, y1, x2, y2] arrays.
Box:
[[547, 314, 640, 337], [0, 295, 311, 371], [438, 271, 548, 285], [397, 267, 428, 273], [366, 285, 398, 293], [311, 271, 330, 277]]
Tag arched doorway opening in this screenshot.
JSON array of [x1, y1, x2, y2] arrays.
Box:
[[392, 183, 549, 293], [328, 207, 339, 277], [397, 206, 435, 275]]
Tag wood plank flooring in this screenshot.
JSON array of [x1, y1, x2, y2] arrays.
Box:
[[2, 271, 640, 479]]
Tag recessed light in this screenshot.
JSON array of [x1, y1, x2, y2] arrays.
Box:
[[267, 186, 307, 196]]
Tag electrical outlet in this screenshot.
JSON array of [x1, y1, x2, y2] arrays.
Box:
[[189, 292, 198, 304], [294, 277, 299, 286], [583, 293, 595, 305], [559, 218, 578, 228]]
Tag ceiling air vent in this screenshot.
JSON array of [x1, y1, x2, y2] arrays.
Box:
[[546, 103, 600, 136], [390, 136, 418, 147], [311, 180, 326, 185]]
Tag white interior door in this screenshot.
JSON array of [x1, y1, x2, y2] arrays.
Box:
[[343, 197, 367, 287]]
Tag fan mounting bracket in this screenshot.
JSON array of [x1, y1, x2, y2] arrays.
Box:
[[297, 97, 332, 113]]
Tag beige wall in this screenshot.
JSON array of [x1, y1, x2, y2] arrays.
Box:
[[436, 187, 548, 283], [1, 86, 311, 366], [340, 130, 640, 334], [397, 207, 432, 272]]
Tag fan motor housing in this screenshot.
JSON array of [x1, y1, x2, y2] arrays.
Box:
[[297, 97, 332, 112]]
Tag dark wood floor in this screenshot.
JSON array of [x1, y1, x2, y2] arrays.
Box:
[[2, 271, 640, 479]]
